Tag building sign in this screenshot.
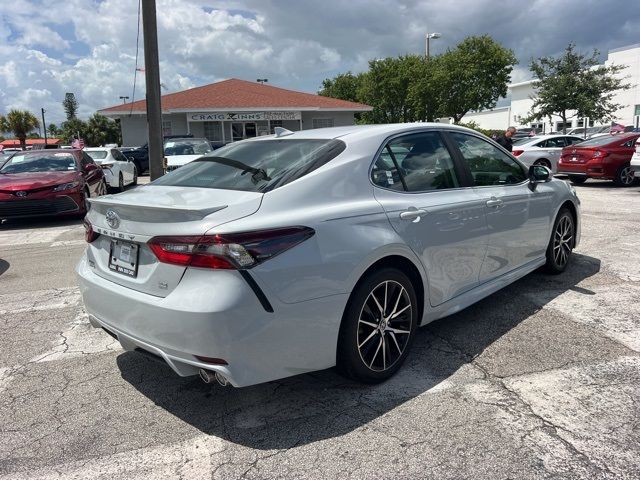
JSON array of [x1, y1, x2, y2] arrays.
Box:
[[189, 111, 301, 122]]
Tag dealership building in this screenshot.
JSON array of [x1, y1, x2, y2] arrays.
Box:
[[100, 78, 372, 146], [461, 44, 640, 132]]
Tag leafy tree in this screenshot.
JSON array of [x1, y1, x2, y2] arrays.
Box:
[[27, 132, 41, 139], [48, 123, 61, 137], [319, 72, 363, 103], [85, 113, 121, 146], [0, 110, 40, 150], [407, 55, 443, 122], [437, 35, 517, 123], [525, 43, 631, 133], [63, 92, 79, 120], [60, 117, 87, 144]]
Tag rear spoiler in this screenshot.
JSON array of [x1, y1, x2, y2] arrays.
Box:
[[88, 197, 227, 222]]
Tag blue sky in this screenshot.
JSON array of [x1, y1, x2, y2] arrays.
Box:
[[1, 0, 639, 126]]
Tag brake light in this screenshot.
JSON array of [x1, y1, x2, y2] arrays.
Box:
[[512, 150, 524, 157], [83, 219, 99, 243], [148, 226, 315, 270]]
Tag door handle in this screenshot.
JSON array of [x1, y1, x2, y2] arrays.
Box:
[[400, 208, 427, 221], [486, 198, 503, 208]]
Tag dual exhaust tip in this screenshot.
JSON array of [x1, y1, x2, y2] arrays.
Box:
[[199, 368, 230, 387]]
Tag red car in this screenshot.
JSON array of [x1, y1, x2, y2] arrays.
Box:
[[0, 149, 106, 220], [557, 133, 640, 187]]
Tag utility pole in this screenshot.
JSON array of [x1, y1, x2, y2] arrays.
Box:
[[141, 0, 163, 180], [41, 108, 47, 146], [119, 96, 130, 103]]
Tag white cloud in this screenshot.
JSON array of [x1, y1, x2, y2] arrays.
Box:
[[0, 0, 639, 125]]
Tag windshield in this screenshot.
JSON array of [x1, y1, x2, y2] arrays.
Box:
[[152, 139, 346, 192], [0, 152, 78, 174], [164, 139, 213, 156], [86, 150, 108, 160]]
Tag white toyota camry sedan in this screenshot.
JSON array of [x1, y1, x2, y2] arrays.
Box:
[[77, 124, 581, 387]]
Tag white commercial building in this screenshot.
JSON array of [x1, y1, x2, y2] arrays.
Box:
[[462, 44, 640, 132]]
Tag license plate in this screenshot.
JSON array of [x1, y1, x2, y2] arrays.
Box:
[[108, 240, 139, 278]]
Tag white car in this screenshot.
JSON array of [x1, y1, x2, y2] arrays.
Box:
[[631, 139, 640, 178], [164, 138, 213, 172], [512, 135, 583, 173], [78, 124, 581, 388], [85, 148, 137, 192]]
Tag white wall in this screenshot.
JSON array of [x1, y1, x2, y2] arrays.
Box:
[[461, 107, 509, 130], [301, 111, 355, 128]]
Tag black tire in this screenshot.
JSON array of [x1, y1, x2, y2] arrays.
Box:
[[534, 159, 552, 170], [337, 268, 418, 383], [81, 188, 91, 215], [544, 208, 575, 274], [568, 175, 587, 184], [613, 163, 637, 187], [132, 167, 138, 185], [117, 172, 125, 192], [98, 180, 107, 196]]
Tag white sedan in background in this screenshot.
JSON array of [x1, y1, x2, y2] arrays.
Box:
[[512, 135, 584, 173], [164, 138, 213, 172], [631, 138, 640, 178], [85, 148, 137, 192]]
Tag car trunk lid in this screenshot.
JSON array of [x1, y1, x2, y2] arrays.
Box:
[[84, 185, 263, 297]]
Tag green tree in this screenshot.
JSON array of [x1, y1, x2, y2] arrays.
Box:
[[60, 117, 88, 144], [525, 43, 631, 133], [48, 123, 61, 137], [85, 113, 121, 146], [318, 72, 363, 103], [63, 92, 79, 120], [0, 109, 40, 150], [437, 35, 517, 123], [407, 55, 444, 122]]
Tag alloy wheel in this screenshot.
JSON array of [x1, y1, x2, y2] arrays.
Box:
[[357, 280, 412, 372], [553, 215, 573, 267], [619, 166, 635, 186]]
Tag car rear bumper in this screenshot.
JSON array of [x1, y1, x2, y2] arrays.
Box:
[[76, 255, 347, 387], [557, 161, 611, 178]]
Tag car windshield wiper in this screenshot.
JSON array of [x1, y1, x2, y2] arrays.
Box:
[[198, 156, 271, 184]]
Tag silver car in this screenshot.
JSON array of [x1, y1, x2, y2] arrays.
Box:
[[77, 124, 581, 387], [512, 135, 584, 172]]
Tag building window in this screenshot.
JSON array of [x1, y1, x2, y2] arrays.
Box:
[[635, 105, 640, 116], [162, 121, 172, 136], [204, 122, 223, 142], [270, 120, 283, 134], [312, 118, 334, 129], [555, 121, 571, 132]]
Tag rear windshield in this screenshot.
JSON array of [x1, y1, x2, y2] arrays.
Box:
[[151, 139, 346, 192], [164, 139, 212, 156], [86, 150, 108, 160], [0, 152, 78, 173], [574, 135, 633, 147]]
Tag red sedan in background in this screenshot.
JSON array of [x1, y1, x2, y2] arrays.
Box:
[[557, 133, 640, 187], [0, 149, 107, 220]]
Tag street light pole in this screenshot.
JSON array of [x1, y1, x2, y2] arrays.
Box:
[[141, 0, 164, 181], [119, 96, 130, 104], [425, 31, 442, 59]]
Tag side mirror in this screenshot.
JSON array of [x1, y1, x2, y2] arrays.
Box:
[[528, 164, 551, 190]]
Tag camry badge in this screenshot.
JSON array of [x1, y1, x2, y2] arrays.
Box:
[[105, 210, 120, 229], [15, 191, 27, 197]]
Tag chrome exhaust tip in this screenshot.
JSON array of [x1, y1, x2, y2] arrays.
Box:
[[214, 372, 229, 387], [199, 368, 215, 384]]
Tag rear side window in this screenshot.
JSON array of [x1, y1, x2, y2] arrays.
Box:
[[372, 132, 460, 192], [451, 133, 527, 186], [152, 139, 346, 192]]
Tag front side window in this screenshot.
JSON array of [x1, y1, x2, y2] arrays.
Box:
[[372, 132, 459, 192], [152, 139, 346, 192], [451, 133, 527, 186]]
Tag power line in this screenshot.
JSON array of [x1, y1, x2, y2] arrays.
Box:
[[129, 0, 141, 117]]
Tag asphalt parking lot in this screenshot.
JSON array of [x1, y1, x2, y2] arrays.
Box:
[[0, 179, 639, 479]]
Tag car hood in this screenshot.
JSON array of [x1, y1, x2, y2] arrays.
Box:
[[0, 171, 79, 191], [166, 154, 203, 167]]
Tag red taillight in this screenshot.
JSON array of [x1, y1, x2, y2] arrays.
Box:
[[83, 219, 99, 243], [148, 226, 315, 270], [512, 150, 524, 157]]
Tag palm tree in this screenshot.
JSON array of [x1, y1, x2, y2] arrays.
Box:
[[0, 110, 40, 150]]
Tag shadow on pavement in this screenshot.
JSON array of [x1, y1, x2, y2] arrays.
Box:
[[0, 259, 8, 276], [0, 216, 83, 231], [118, 253, 601, 450]]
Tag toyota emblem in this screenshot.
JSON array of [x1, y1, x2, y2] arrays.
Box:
[[15, 191, 27, 197], [105, 210, 120, 229]]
